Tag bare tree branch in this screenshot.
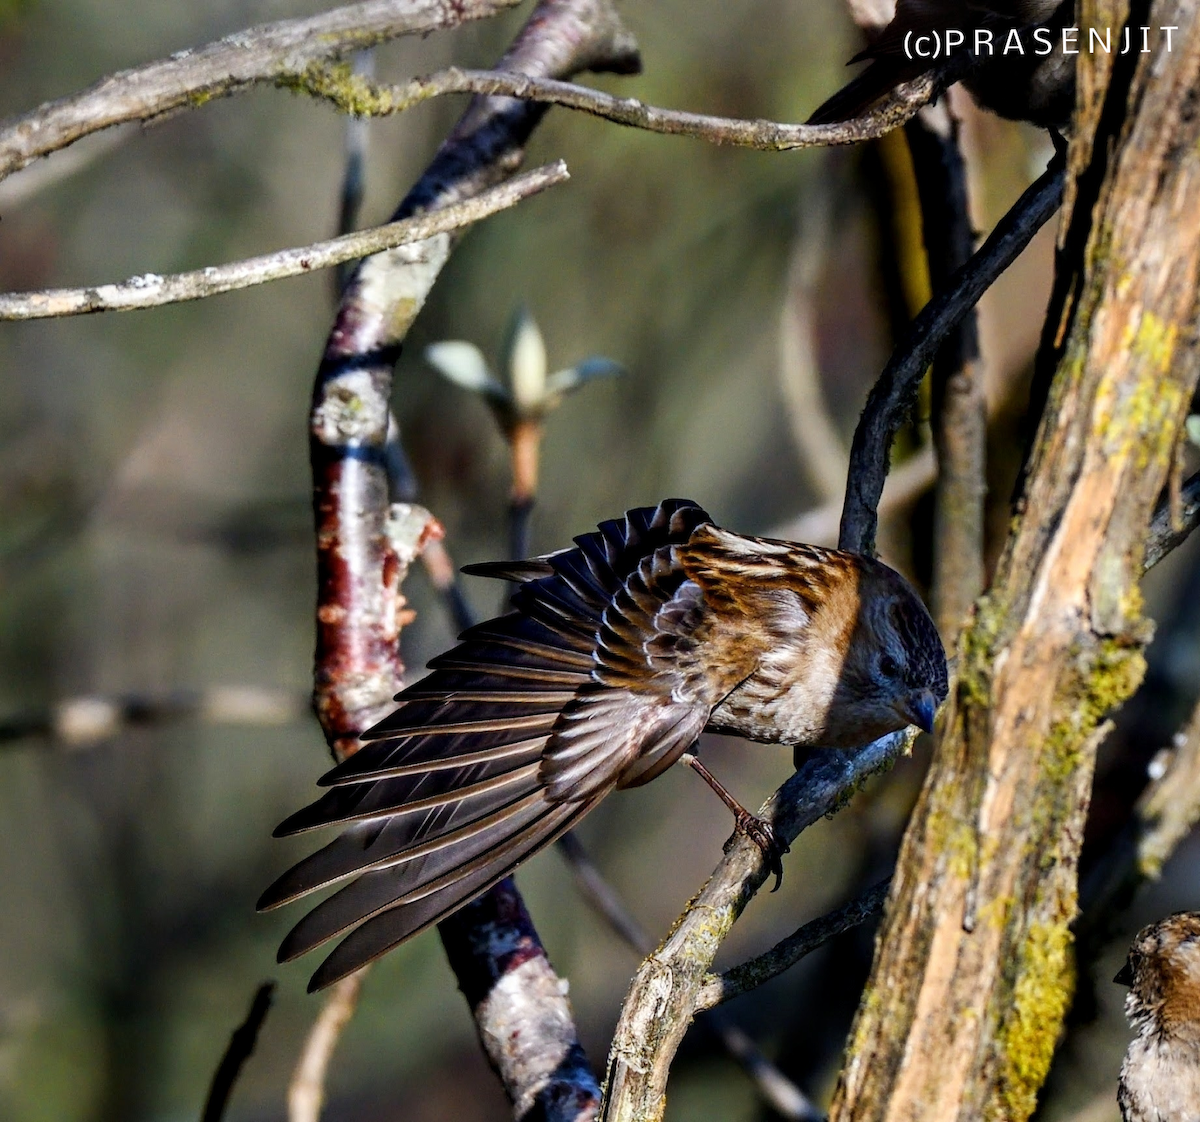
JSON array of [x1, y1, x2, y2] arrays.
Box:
[[0, 685, 309, 750], [695, 879, 892, 1012], [0, 163, 567, 320], [906, 100, 986, 640], [555, 833, 822, 1121], [288, 972, 365, 1122], [203, 982, 275, 1122], [438, 880, 601, 1121], [839, 158, 1064, 557], [1145, 468, 1200, 571], [0, 0, 525, 182], [289, 60, 939, 151]]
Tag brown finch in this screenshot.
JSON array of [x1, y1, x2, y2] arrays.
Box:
[[809, 0, 1076, 130], [260, 499, 947, 990], [1116, 912, 1200, 1122]]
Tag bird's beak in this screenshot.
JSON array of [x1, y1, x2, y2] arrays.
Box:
[[897, 689, 939, 735], [1114, 960, 1134, 987]]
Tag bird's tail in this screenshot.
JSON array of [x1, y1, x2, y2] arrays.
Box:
[[808, 60, 915, 125]]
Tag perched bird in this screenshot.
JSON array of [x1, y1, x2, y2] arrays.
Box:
[[1116, 912, 1200, 1122], [809, 0, 1076, 130], [260, 499, 947, 990]]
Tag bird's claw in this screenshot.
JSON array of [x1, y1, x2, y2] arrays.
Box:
[[735, 811, 789, 891]]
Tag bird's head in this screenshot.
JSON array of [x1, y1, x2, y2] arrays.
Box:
[[833, 559, 948, 740], [1116, 912, 1200, 1039]]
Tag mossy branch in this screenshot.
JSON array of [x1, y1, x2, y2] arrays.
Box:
[[284, 60, 939, 150]]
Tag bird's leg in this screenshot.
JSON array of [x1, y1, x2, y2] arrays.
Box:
[[680, 753, 789, 891]]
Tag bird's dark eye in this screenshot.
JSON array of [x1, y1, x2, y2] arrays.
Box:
[[879, 654, 900, 679]]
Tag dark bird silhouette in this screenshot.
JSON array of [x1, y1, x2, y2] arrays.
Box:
[[260, 500, 947, 990], [809, 0, 1076, 130], [1116, 912, 1200, 1121]]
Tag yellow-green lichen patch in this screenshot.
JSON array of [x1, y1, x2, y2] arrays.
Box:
[[277, 61, 421, 118], [997, 920, 1075, 1120], [1093, 360, 1185, 469]]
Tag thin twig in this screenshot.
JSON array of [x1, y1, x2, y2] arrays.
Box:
[[0, 0, 525, 182], [288, 971, 365, 1122], [0, 685, 308, 750], [695, 879, 892, 1012], [0, 162, 568, 320], [839, 158, 1064, 555], [335, 49, 376, 294], [1080, 689, 1200, 927], [202, 982, 275, 1122], [291, 61, 939, 150], [704, 1015, 825, 1122]]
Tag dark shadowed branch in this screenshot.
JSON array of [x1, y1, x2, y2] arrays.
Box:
[[839, 158, 1064, 557], [202, 982, 275, 1122], [906, 100, 986, 639], [1145, 469, 1200, 572], [695, 879, 892, 1012]]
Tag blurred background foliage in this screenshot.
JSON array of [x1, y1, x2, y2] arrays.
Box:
[[0, 2, 1198, 1120]]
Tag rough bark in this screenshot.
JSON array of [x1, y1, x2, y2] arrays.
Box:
[[830, 4, 1200, 1119]]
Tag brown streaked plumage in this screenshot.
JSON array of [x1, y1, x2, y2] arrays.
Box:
[[260, 499, 947, 991], [809, 0, 1075, 130], [1116, 912, 1200, 1122]]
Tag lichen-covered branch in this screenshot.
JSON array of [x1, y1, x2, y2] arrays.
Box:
[[0, 164, 566, 320], [598, 729, 913, 1122], [308, 1, 639, 1116], [0, 0, 524, 182], [288, 60, 940, 151], [830, 5, 1200, 1119]]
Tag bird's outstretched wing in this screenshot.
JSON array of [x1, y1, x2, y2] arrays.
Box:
[[259, 498, 756, 990]]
